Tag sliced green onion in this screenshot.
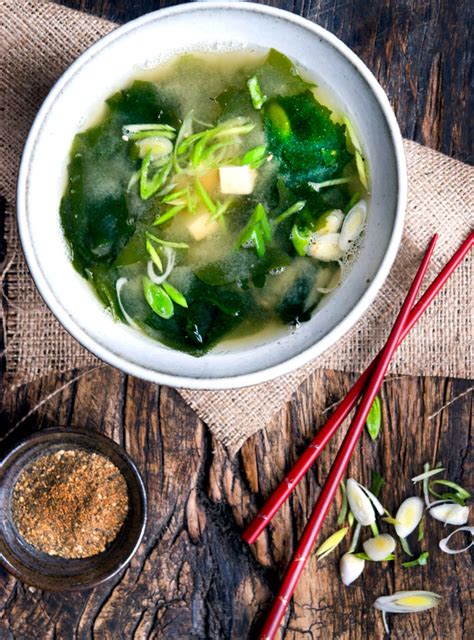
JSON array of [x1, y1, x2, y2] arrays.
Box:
[[417, 516, 425, 542], [247, 75, 266, 110], [411, 466, 445, 483], [382, 514, 401, 525], [147, 246, 175, 286], [314, 527, 348, 560], [186, 186, 197, 215], [337, 481, 349, 526], [146, 238, 163, 272], [122, 123, 175, 141], [162, 282, 188, 308], [355, 552, 395, 562], [343, 191, 361, 213], [238, 203, 272, 257], [143, 276, 174, 319], [358, 478, 385, 515], [342, 116, 363, 154], [140, 152, 172, 200], [265, 102, 291, 137], [251, 227, 266, 258], [241, 145, 267, 168], [178, 129, 209, 155], [211, 197, 235, 221], [399, 536, 413, 557], [308, 177, 351, 193], [291, 224, 311, 256], [401, 551, 429, 568], [152, 204, 185, 226], [195, 177, 217, 213], [355, 151, 369, 189], [274, 201, 306, 225], [173, 111, 194, 172], [192, 131, 212, 167], [146, 232, 189, 249], [204, 141, 236, 166], [348, 521, 361, 553], [162, 188, 189, 204], [213, 122, 255, 138], [366, 395, 382, 441], [430, 479, 470, 501]]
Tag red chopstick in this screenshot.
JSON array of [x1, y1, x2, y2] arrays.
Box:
[[258, 235, 438, 639], [243, 230, 474, 545]]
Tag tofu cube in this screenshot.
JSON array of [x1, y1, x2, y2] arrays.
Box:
[[187, 212, 220, 241], [219, 166, 257, 195]]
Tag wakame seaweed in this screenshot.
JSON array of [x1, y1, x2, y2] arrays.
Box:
[[60, 49, 368, 355]]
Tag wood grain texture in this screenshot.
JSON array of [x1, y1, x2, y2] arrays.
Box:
[[1, 1, 472, 638], [56, 0, 474, 163], [0, 370, 472, 639]]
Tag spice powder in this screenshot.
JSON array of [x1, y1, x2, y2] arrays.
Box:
[[11, 448, 129, 558]]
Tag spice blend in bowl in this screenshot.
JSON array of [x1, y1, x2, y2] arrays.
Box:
[[12, 449, 129, 558], [0, 429, 147, 591]]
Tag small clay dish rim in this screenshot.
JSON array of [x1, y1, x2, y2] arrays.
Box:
[[0, 428, 147, 591]]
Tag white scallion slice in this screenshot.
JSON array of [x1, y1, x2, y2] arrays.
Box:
[[363, 533, 396, 561], [439, 526, 474, 554], [316, 262, 343, 294], [411, 468, 445, 483], [346, 478, 376, 526], [146, 247, 175, 286], [394, 497, 424, 539], [374, 590, 441, 633], [356, 481, 385, 516], [428, 502, 469, 525], [339, 553, 365, 586], [308, 232, 344, 262], [339, 200, 367, 252], [313, 209, 345, 235], [314, 527, 348, 560], [308, 177, 351, 192], [116, 278, 140, 330], [136, 136, 173, 159]]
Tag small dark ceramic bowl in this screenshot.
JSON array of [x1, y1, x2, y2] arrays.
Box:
[[0, 428, 147, 591]]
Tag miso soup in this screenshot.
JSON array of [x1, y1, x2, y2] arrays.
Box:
[[60, 49, 369, 355]]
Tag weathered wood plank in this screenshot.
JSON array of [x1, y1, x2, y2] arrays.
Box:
[[1, 1, 472, 638], [0, 370, 472, 638]]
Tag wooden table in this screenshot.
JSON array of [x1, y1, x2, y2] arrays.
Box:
[[1, 1, 472, 638]]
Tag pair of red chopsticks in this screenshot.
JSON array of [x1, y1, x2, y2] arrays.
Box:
[[242, 231, 474, 639]]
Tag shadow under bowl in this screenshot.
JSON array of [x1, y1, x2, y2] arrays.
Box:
[[0, 428, 147, 591]]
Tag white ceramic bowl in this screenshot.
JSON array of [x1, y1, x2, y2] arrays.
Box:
[[17, 2, 406, 389]]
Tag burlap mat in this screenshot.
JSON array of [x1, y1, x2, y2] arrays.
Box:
[[1, 0, 473, 451]]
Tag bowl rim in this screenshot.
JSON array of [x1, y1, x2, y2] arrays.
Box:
[[17, 1, 407, 390], [0, 428, 147, 591]]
